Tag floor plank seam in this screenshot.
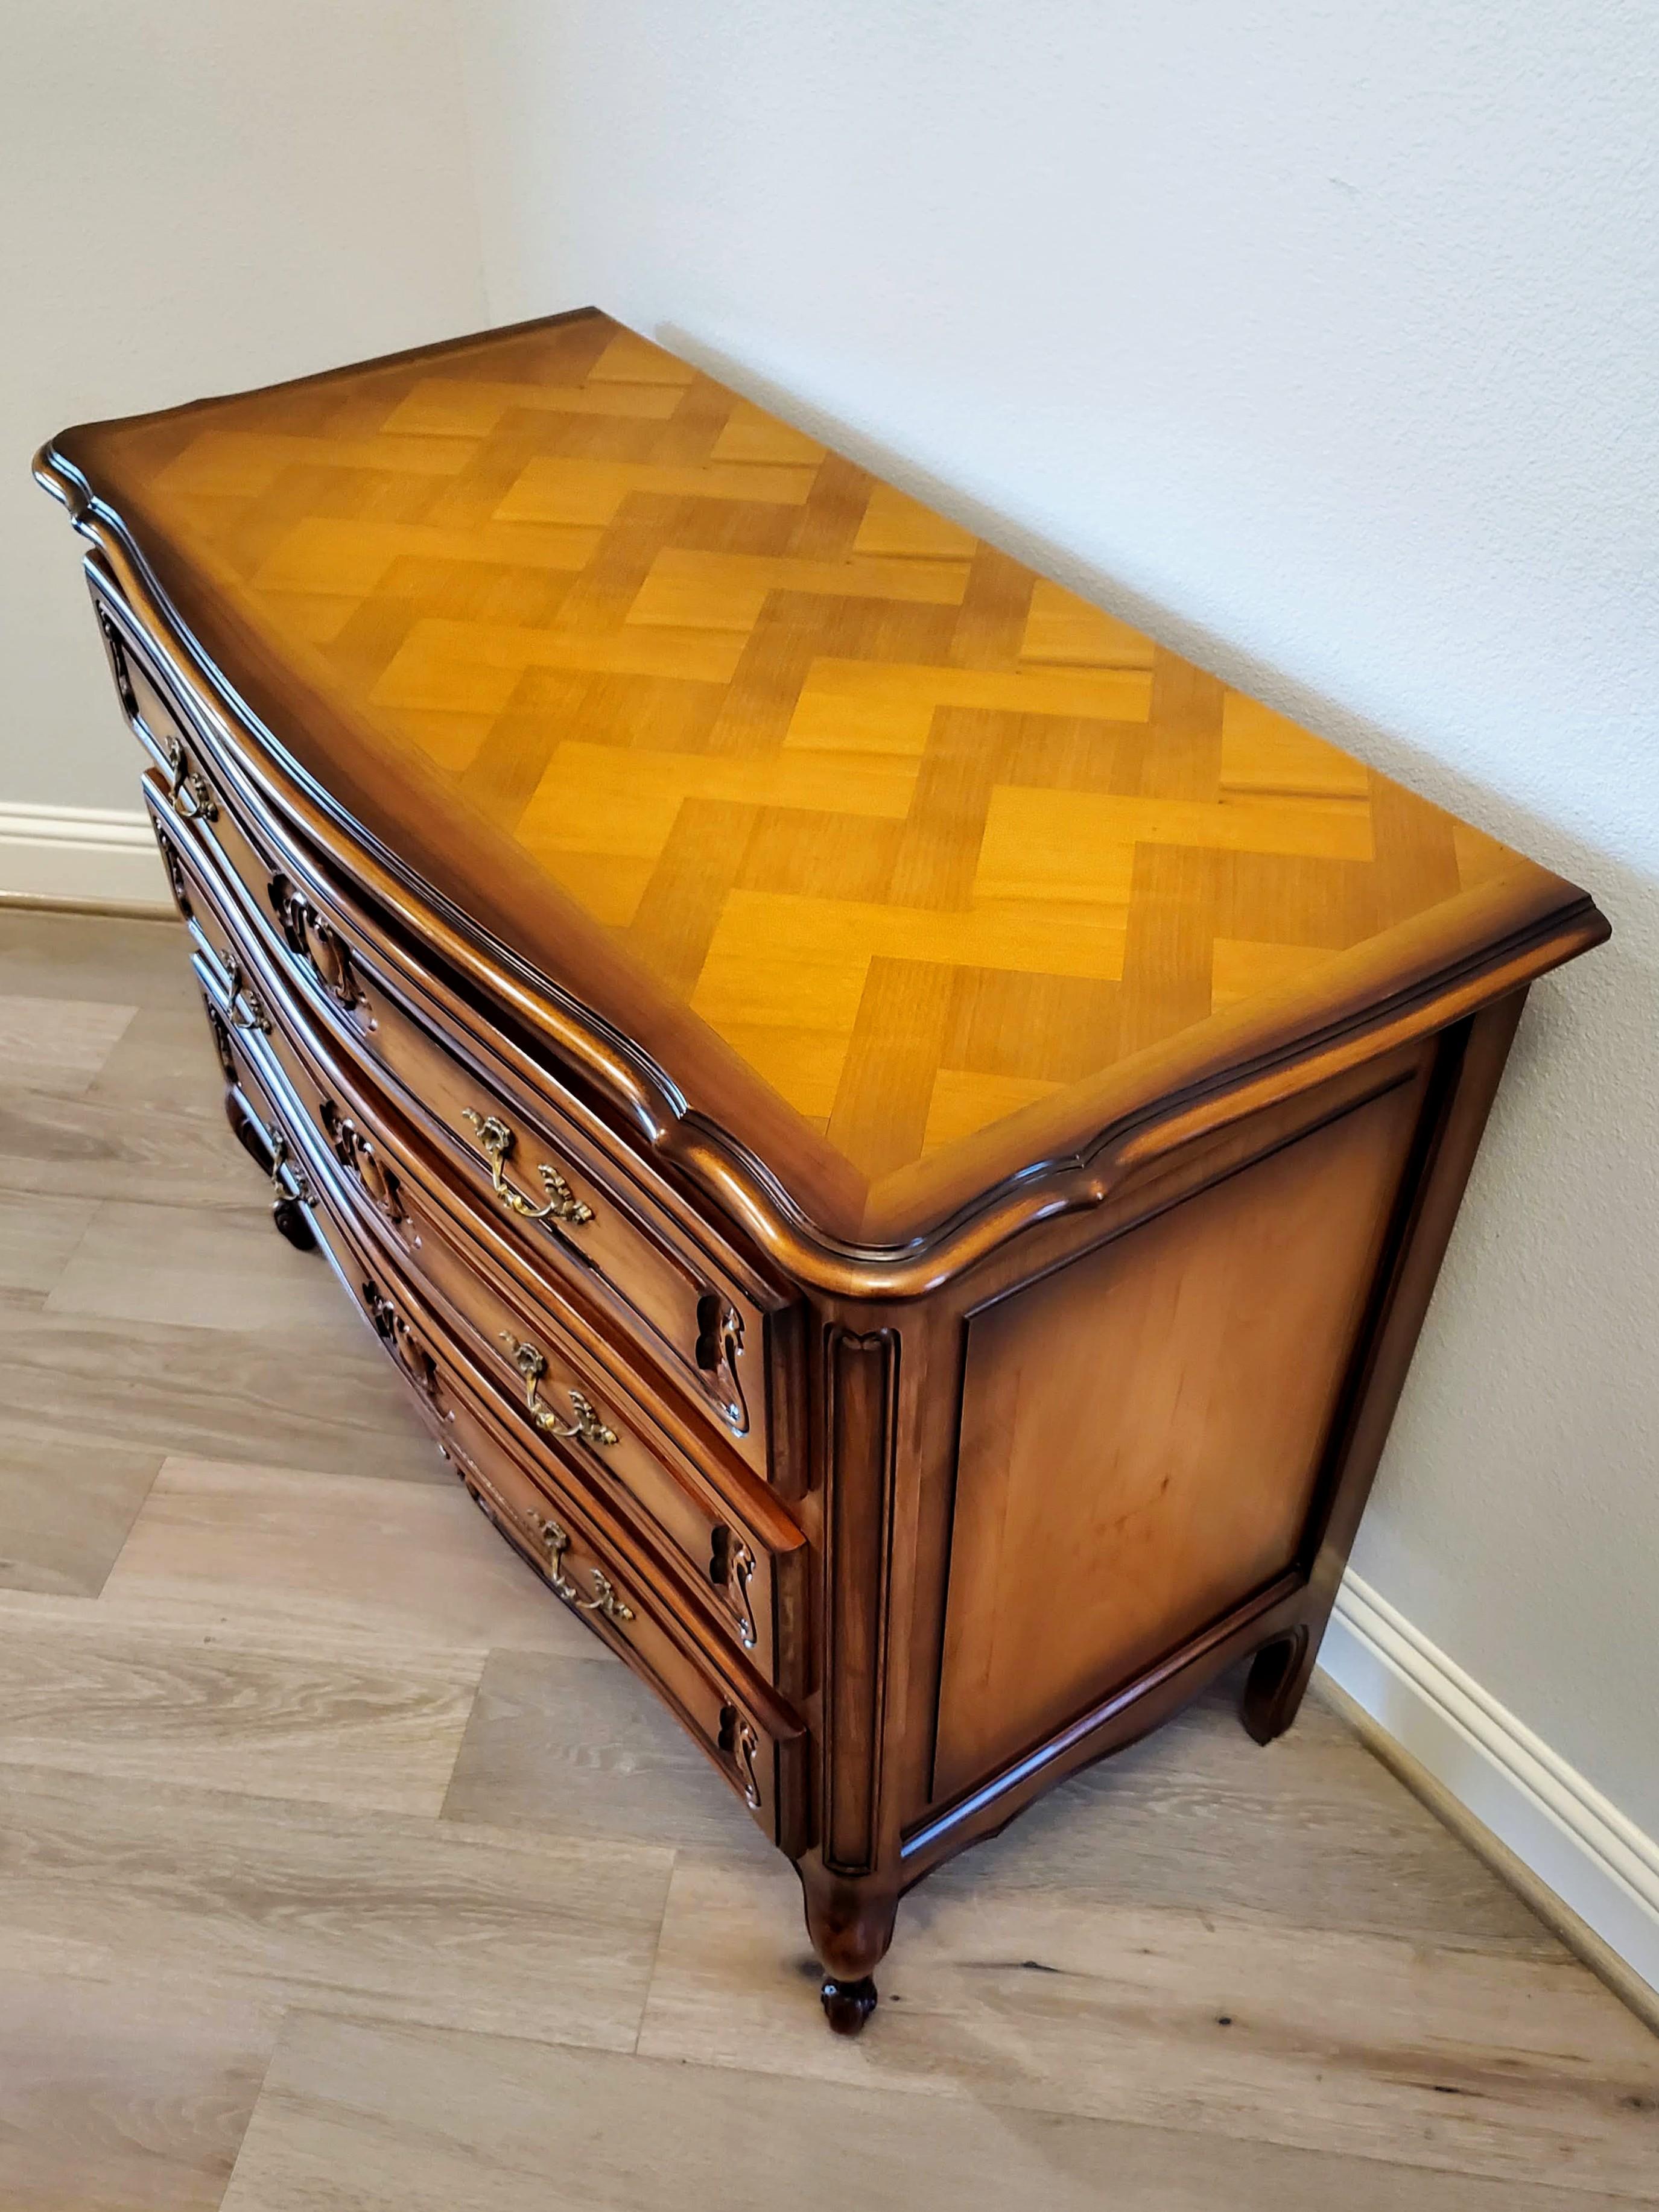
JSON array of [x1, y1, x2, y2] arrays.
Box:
[[632, 1845, 687, 2056]]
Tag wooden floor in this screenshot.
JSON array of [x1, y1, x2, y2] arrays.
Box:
[[0, 907, 1653, 2212]]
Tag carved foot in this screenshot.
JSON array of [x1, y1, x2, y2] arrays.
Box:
[[820, 1974, 878, 2035], [799, 1865, 897, 2036], [1242, 1624, 1315, 1745]]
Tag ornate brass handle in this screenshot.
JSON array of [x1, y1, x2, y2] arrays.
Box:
[[695, 1295, 749, 1435], [157, 834, 194, 924], [264, 1125, 316, 1252], [224, 956, 271, 1035], [97, 606, 140, 720], [462, 1111, 592, 1228], [499, 1334, 617, 1449], [266, 1128, 310, 1205], [730, 1539, 757, 1651], [163, 735, 218, 822], [526, 1509, 634, 1620]]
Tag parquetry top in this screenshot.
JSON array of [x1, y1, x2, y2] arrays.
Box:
[[47, 309, 1597, 1245]]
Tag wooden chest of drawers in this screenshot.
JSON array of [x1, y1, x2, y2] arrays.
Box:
[[36, 309, 1607, 2033]]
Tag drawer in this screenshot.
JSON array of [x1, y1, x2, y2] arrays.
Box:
[[387, 1194, 805, 1689], [214, 1011, 810, 1854], [166, 811, 808, 1693], [104, 582, 794, 1493], [433, 1384, 807, 1857]]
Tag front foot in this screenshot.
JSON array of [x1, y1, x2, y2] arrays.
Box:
[[1242, 1623, 1314, 1745], [820, 1974, 877, 2036], [800, 1865, 895, 2036]]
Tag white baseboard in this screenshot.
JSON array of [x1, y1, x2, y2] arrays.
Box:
[[0, 802, 171, 911], [1319, 1571, 1659, 2008]]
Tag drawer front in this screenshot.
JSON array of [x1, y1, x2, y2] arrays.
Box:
[[98, 578, 788, 1490], [305, 951, 766, 1457], [214, 1007, 809, 1855], [437, 1389, 799, 1848], [389, 1194, 799, 1686], [163, 810, 807, 1694]]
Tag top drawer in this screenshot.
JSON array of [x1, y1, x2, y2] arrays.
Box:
[[96, 576, 799, 1492]]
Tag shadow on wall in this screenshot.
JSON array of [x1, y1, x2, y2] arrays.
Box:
[[668, 318, 1659, 1837]]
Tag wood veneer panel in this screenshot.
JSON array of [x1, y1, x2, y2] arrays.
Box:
[[933, 1071, 1426, 1804]]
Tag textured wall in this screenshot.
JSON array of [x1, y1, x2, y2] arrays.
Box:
[[456, 1, 1659, 1832], [2, 0, 489, 810]]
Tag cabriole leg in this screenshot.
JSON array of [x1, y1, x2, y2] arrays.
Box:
[[799, 1866, 898, 2036]]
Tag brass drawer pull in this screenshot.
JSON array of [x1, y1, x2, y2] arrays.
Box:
[[97, 606, 140, 720], [163, 735, 218, 822], [267, 1127, 311, 1205], [462, 1111, 593, 1228], [224, 956, 271, 1035], [500, 1334, 617, 1449], [265, 1127, 316, 1253], [527, 1509, 635, 1621], [695, 1295, 750, 1436]]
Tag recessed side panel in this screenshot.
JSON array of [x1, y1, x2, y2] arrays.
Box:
[[931, 1071, 1427, 1807]]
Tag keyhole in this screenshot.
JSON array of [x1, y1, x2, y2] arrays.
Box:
[[709, 1523, 731, 1591]]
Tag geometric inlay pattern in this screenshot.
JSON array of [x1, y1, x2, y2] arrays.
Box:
[[87, 312, 1539, 1183]]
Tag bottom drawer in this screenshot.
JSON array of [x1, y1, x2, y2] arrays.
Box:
[[434, 1393, 790, 1839], [210, 985, 810, 1855]]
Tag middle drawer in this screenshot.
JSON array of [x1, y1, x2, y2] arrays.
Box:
[[165, 810, 809, 1697]]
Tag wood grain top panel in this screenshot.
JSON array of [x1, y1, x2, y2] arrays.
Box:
[[47, 310, 1600, 1244]]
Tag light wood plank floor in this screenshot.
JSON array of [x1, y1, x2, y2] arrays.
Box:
[[0, 907, 1653, 2211]]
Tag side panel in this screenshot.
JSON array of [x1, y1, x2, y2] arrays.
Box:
[[931, 1068, 1426, 1804]]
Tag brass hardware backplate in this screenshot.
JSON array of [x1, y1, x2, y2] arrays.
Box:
[[462, 1109, 593, 1228], [526, 1509, 635, 1621], [498, 1333, 617, 1448]]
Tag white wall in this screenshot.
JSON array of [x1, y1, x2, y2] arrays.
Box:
[[2, 0, 488, 817], [455, 1, 1659, 1966]]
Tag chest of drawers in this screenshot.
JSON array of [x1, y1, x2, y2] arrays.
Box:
[[37, 309, 1607, 2033]]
